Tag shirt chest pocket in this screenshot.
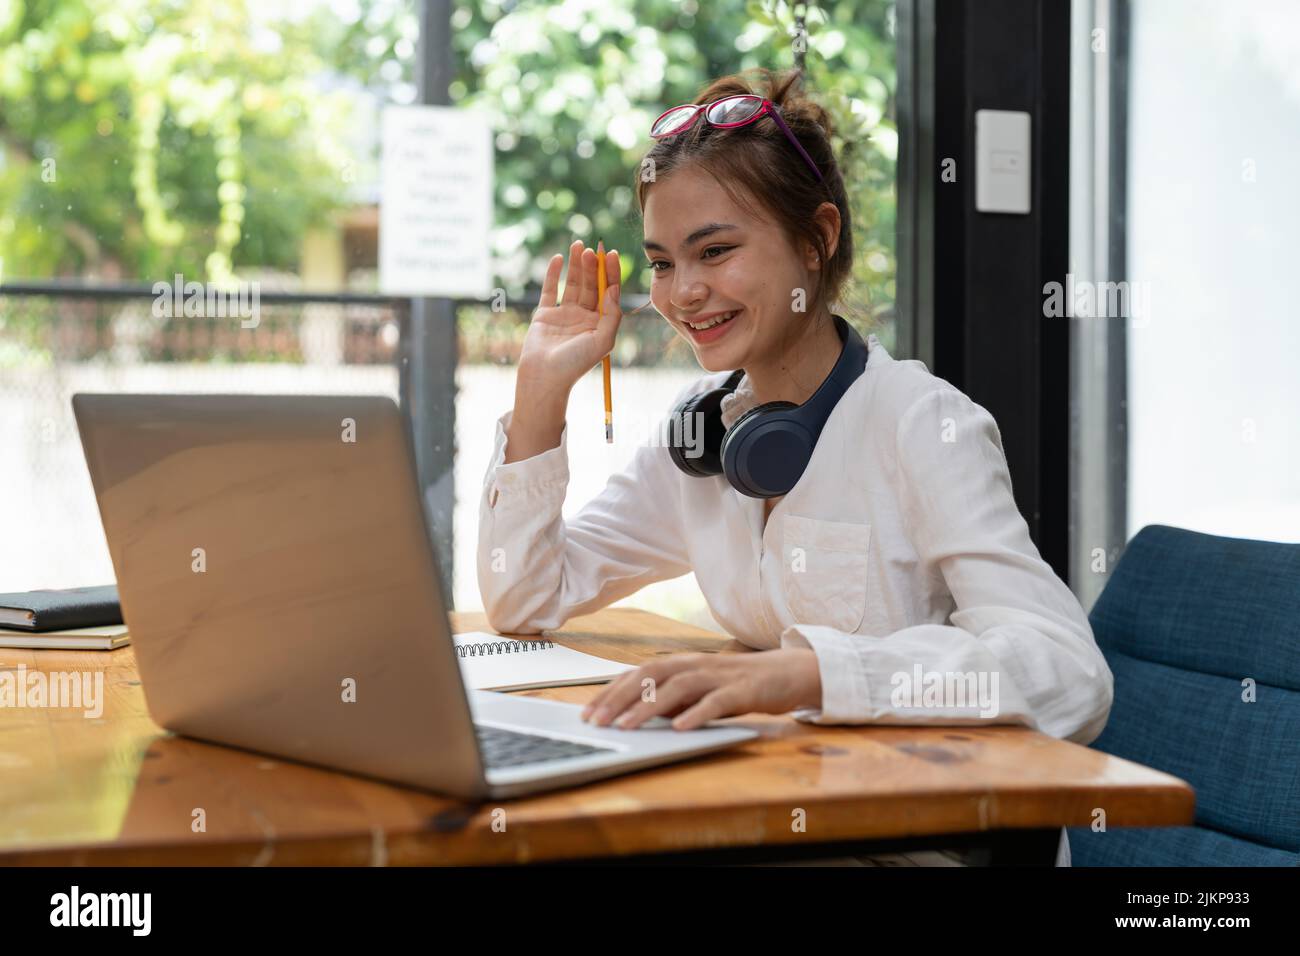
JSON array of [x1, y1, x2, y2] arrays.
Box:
[[780, 514, 872, 633]]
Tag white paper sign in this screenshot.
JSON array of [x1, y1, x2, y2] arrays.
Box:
[[380, 105, 493, 297]]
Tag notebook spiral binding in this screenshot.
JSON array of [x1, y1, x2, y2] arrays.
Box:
[[455, 639, 555, 658]]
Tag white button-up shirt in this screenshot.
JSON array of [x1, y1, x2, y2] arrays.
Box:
[[476, 334, 1111, 864], [479, 332, 1111, 738]]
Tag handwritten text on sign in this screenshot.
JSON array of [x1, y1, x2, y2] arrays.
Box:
[[380, 106, 493, 298]]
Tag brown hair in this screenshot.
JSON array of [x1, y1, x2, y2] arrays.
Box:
[[634, 68, 853, 322]]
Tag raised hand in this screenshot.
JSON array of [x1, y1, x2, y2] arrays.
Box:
[[516, 240, 622, 398]]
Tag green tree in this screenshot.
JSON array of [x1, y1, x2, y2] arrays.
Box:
[[452, 0, 896, 321], [0, 0, 896, 330], [0, 0, 357, 282]]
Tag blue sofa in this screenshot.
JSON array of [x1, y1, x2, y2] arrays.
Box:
[[1067, 524, 1300, 866]]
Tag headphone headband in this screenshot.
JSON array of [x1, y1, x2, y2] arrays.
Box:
[[667, 314, 868, 498]]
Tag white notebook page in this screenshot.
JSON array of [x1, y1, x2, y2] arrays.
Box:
[[452, 631, 636, 692]]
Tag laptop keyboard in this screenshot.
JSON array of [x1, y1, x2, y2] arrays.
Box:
[[474, 724, 615, 769]]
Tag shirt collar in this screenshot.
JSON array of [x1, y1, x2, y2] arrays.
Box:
[[719, 371, 759, 429], [718, 331, 885, 430]]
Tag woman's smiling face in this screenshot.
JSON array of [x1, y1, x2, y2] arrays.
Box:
[[643, 165, 819, 373]]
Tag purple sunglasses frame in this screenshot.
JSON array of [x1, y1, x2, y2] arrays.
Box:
[[650, 94, 824, 183]]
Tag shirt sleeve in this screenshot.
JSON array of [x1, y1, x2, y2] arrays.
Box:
[[476, 408, 693, 635], [778, 386, 1114, 744]]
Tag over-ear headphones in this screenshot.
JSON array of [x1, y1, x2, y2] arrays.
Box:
[[667, 313, 868, 498]]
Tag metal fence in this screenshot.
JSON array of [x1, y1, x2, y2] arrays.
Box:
[[0, 281, 702, 613], [0, 281, 698, 369]]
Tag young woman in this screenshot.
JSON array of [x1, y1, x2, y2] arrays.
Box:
[[477, 69, 1112, 863]]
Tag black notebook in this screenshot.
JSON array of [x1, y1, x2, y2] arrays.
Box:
[[0, 585, 122, 632]]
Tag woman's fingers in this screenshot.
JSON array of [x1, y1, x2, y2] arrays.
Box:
[[578, 246, 599, 312], [614, 671, 715, 730], [559, 240, 584, 306], [581, 668, 644, 723], [595, 287, 621, 354], [603, 249, 621, 318], [538, 253, 563, 309], [604, 248, 620, 293], [671, 687, 742, 731], [582, 655, 704, 725], [546, 243, 619, 334], [595, 250, 621, 352]]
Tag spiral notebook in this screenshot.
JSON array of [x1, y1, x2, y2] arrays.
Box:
[[452, 631, 635, 692]]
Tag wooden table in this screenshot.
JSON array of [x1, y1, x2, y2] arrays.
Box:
[[0, 607, 1194, 865]]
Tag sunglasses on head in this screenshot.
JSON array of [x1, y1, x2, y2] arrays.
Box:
[[650, 93, 825, 183]]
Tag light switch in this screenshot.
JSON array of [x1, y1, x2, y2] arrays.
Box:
[[975, 109, 1031, 214]]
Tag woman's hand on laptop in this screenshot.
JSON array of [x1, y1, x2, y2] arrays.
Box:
[[580, 649, 822, 730]]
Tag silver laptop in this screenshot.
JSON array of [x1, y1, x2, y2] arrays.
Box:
[[71, 393, 757, 799]]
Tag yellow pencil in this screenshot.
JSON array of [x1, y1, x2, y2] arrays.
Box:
[[597, 239, 613, 443]]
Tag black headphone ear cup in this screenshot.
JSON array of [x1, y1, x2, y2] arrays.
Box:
[[667, 389, 729, 477], [723, 400, 798, 434], [720, 400, 799, 462], [721, 401, 812, 497]]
